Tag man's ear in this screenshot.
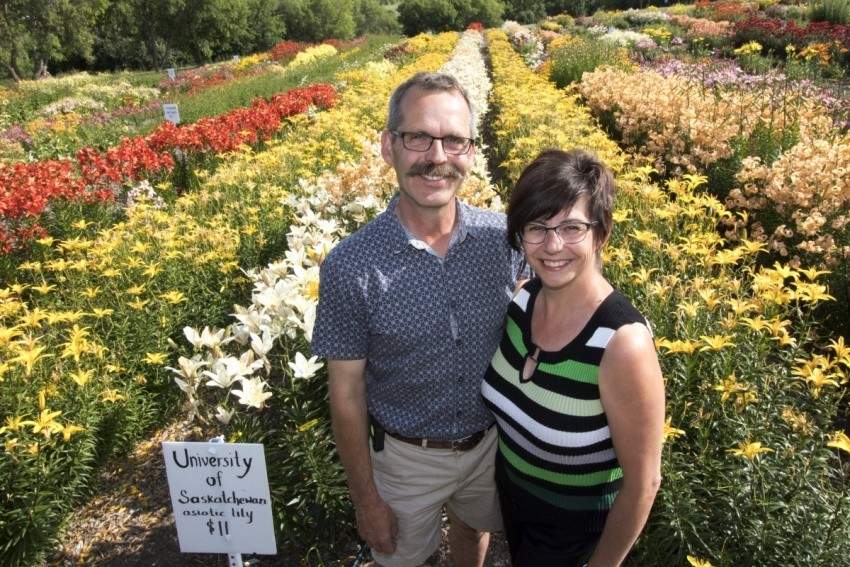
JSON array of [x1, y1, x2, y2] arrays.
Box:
[[380, 130, 394, 165]]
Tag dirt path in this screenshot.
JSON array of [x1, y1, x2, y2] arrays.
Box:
[[47, 419, 510, 566]]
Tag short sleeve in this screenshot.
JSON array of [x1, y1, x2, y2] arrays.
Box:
[[310, 253, 369, 360]]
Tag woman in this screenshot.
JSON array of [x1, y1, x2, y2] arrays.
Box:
[[481, 149, 664, 566]]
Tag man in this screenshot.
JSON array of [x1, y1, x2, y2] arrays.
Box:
[[311, 72, 524, 567]]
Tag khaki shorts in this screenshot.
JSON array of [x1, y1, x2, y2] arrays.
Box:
[[369, 426, 502, 567]]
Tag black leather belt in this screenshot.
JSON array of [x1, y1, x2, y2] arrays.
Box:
[[386, 427, 490, 451]]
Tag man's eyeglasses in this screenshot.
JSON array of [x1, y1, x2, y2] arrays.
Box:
[[521, 221, 598, 245], [391, 130, 474, 155]]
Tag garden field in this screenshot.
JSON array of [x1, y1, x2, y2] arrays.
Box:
[[1, 1, 850, 566]]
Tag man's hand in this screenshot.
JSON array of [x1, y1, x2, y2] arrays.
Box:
[[355, 497, 399, 555]]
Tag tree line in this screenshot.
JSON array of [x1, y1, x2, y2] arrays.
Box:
[[0, 0, 671, 80]]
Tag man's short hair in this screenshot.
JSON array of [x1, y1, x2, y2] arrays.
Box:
[[506, 148, 616, 251], [386, 72, 477, 140]]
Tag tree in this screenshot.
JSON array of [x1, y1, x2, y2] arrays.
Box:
[[0, 0, 108, 80], [352, 0, 402, 36], [177, 0, 252, 63], [279, 0, 357, 42], [503, 0, 546, 23]]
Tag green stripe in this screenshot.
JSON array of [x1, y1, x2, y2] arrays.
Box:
[[506, 315, 527, 357], [538, 358, 599, 385], [505, 466, 618, 511], [500, 440, 622, 487], [491, 348, 604, 417]]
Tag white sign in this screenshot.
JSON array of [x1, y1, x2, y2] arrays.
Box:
[[162, 441, 277, 555], [232, 55, 240, 62], [167, 67, 176, 81], [162, 103, 180, 124]]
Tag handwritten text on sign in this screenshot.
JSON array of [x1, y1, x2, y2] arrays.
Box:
[[162, 441, 277, 554]]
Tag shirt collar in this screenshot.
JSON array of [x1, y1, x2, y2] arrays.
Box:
[[384, 193, 481, 255]]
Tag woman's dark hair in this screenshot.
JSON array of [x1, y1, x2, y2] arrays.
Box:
[[506, 148, 616, 251]]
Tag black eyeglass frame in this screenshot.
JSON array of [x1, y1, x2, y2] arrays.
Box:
[[390, 130, 475, 155], [520, 220, 599, 245]]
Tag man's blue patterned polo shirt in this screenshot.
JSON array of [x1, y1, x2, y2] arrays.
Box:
[[311, 194, 525, 439]]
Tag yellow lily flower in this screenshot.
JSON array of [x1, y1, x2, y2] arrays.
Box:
[[143, 352, 168, 365], [59, 423, 85, 442], [82, 287, 101, 299], [728, 441, 773, 460], [826, 431, 850, 455], [159, 291, 187, 305], [69, 368, 94, 387], [771, 261, 796, 280], [0, 325, 22, 348], [687, 556, 714, 567], [126, 284, 146, 296], [795, 267, 829, 281], [0, 415, 36, 434], [128, 298, 150, 311], [18, 307, 48, 328], [700, 335, 735, 351], [793, 282, 835, 304], [60, 325, 91, 363], [143, 262, 162, 278], [130, 241, 150, 254], [662, 417, 685, 443], [9, 344, 51, 376], [102, 389, 126, 403], [31, 283, 56, 295], [30, 408, 63, 439]]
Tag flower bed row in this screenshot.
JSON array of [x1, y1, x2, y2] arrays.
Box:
[[0, 84, 337, 256], [488, 28, 849, 566], [576, 63, 850, 320], [0, 39, 357, 159], [0, 33, 458, 566]]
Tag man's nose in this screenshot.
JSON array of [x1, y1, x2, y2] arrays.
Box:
[[424, 138, 448, 163]]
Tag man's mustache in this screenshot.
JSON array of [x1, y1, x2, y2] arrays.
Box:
[[407, 162, 462, 178]]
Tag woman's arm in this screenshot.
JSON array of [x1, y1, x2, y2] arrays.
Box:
[[587, 322, 665, 567]]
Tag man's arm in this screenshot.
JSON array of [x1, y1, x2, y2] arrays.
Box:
[[328, 358, 398, 554]]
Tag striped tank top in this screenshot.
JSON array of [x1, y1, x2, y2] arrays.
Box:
[[481, 277, 649, 533]]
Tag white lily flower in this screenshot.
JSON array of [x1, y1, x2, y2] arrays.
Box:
[[173, 376, 191, 393], [232, 304, 270, 334], [250, 330, 276, 358], [214, 406, 235, 425], [301, 302, 317, 343], [232, 323, 252, 346], [255, 279, 291, 310], [165, 355, 208, 381], [203, 353, 261, 389], [288, 352, 323, 380], [231, 377, 273, 409], [183, 326, 231, 351]]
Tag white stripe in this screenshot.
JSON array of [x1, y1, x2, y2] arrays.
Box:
[[585, 327, 616, 349], [495, 416, 617, 466], [482, 381, 611, 449], [513, 288, 530, 312]]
